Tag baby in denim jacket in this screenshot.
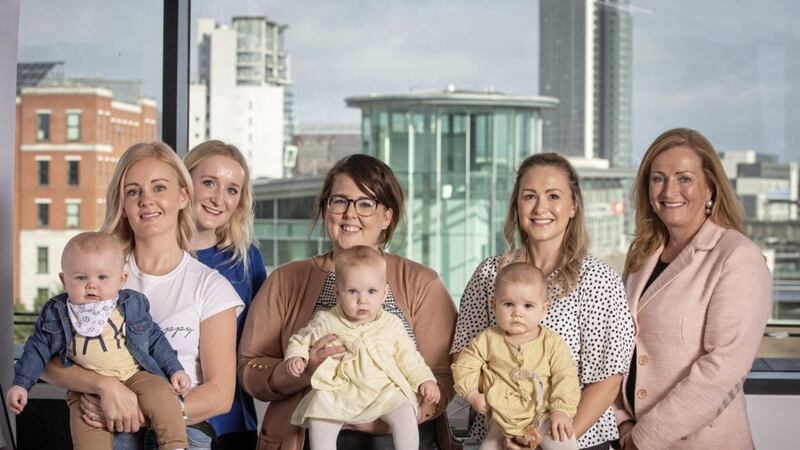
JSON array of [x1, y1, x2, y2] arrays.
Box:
[[5, 232, 190, 450]]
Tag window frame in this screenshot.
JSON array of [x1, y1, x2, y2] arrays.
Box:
[[36, 111, 50, 141], [36, 246, 48, 274], [36, 202, 49, 228], [65, 202, 79, 228], [66, 160, 79, 187], [36, 159, 49, 186], [66, 111, 81, 141]]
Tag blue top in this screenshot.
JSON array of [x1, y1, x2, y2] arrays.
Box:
[[13, 290, 183, 391], [197, 244, 267, 437]]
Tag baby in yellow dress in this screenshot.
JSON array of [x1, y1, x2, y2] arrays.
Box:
[[453, 262, 581, 450], [285, 245, 440, 450]]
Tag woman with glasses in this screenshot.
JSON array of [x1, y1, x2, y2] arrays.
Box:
[[238, 154, 458, 450]]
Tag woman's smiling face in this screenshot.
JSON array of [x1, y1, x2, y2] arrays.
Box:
[[122, 157, 188, 241], [648, 145, 712, 237], [516, 165, 576, 247], [324, 174, 393, 254]]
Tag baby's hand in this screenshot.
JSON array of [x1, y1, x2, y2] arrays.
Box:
[[6, 385, 28, 414], [418, 380, 440, 404], [464, 390, 489, 415], [549, 411, 574, 442], [286, 357, 308, 377], [170, 370, 191, 396]]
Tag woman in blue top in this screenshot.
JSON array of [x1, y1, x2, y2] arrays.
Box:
[[185, 141, 267, 449]]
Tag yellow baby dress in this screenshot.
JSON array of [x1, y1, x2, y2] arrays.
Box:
[[287, 305, 435, 426], [452, 325, 580, 436]]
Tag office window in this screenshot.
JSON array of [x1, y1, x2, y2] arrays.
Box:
[[37, 160, 49, 186], [37, 203, 49, 227], [65, 203, 80, 228], [37, 112, 50, 140], [36, 246, 48, 274], [67, 160, 80, 186], [66, 112, 81, 141]]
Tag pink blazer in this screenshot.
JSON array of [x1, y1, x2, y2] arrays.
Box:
[[617, 220, 771, 450]]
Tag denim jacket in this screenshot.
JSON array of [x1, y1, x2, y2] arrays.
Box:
[[13, 289, 184, 390]]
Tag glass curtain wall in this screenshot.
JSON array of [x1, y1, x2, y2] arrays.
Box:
[[361, 106, 540, 302]]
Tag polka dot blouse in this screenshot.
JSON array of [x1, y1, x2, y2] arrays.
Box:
[[451, 255, 635, 448]]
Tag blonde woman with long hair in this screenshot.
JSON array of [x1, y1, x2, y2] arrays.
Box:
[[44, 142, 243, 450], [616, 129, 770, 450], [451, 153, 635, 450], [184, 141, 266, 450]]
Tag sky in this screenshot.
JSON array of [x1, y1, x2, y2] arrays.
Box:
[[17, 0, 800, 163]]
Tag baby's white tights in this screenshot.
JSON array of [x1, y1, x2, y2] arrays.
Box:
[[308, 402, 419, 450]]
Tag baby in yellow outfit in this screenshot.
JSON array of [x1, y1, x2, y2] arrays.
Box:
[[285, 246, 440, 450], [453, 262, 580, 450]]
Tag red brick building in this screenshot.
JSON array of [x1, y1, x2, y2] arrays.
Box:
[[14, 86, 157, 307]]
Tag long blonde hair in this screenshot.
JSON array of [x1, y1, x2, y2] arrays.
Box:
[[184, 140, 254, 271], [625, 128, 743, 274], [101, 142, 196, 255], [501, 153, 588, 295]]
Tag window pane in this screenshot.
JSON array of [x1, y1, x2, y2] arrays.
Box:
[[36, 246, 48, 274], [189, 3, 798, 332], [15, 1, 163, 314], [37, 160, 49, 186], [65, 203, 79, 228], [67, 160, 80, 186], [66, 112, 80, 141], [36, 113, 50, 140], [36, 203, 49, 227]]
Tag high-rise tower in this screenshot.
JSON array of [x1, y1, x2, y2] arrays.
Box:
[[539, 0, 632, 167]]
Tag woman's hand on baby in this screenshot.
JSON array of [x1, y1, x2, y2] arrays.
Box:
[[170, 370, 191, 395], [549, 411, 574, 441], [81, 385, 145, 432], [418, 380, 440, 404], [307, 334, 346, 374], [465, 390, 489, 415], [286, 357, 308, 377]]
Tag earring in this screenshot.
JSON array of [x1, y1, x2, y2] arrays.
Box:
[[705, 199, 713, 215]]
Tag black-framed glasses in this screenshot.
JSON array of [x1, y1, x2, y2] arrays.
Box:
[[327, 195, 379, 217]]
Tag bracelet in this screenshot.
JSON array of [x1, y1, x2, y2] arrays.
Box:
[[178, 396, 191, 424]]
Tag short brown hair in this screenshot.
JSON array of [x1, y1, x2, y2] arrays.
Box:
[[313, 154, 405, 247], [333, 245, 387, 281], [495, 262, 547, 299], [62, 232, 125, 270]]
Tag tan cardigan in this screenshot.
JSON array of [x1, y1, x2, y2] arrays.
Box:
[[615, 220, 771, 450], [238, 252, 457, 450]]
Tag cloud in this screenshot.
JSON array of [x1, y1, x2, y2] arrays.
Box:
[[16, 0, 800, 163]]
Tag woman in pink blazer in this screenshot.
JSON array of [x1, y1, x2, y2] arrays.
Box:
[[616, 128, 772, 450]]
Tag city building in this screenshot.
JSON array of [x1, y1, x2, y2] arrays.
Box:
[[249, 88, 633, 302], [14, 84, 157, 308], [289, 123, 361, 177], [719, 150, 800, 323], [191, 16, 292, 179], [539, 0, 633, 167], [345, 88, 559, 298], [721, 150, 799, 221]]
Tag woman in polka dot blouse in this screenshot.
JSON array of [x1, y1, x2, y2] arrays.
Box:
[[451, 153, 635, 450]]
